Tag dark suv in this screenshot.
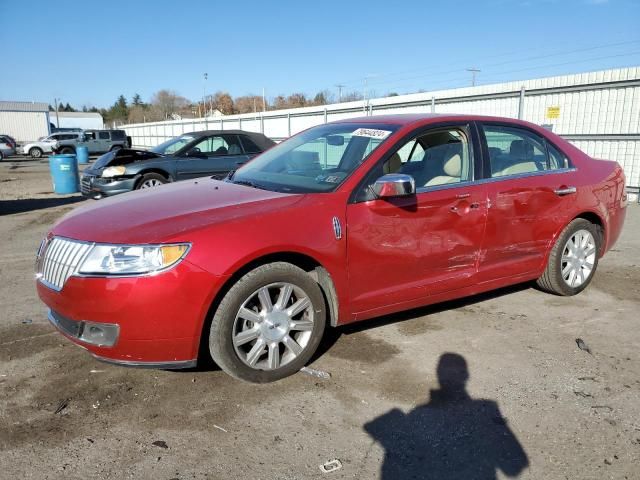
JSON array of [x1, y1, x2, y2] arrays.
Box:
[[54, 129, 130, 155]]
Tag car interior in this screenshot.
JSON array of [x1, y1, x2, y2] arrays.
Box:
[[382, 130, 471, 188]]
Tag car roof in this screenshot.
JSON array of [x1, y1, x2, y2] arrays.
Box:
[[177, 129, 275, 148], [330, 113, 540, 129]]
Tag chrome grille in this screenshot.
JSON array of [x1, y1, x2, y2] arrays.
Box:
[[37, 237, 92, 291], [80, 175, 94, 194]]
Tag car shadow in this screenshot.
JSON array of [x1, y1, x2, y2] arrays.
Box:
[[0, 196, 86, 216], [313, 282, 533, 360], [185, 282, 534, 373], [364, 352, 529, 479]]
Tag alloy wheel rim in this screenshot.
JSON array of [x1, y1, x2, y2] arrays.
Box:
[[32, 149, 41, 158], [561, 229, 596, 288], [232, 282, 314, 370], [141, 179, 162, 188]]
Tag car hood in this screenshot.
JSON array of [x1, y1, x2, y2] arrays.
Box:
[[51, 179, 303, 244], [84, 149, 165, 175]]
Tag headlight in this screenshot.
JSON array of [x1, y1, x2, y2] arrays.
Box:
[[78, 244, 190, 275], [102, 166, 126, 178]]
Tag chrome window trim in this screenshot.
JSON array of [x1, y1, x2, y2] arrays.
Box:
[[475, 167, 577, 185], [414, 179, 476, 195], [409, 167, 577, 195]]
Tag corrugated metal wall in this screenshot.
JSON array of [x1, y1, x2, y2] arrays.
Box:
[[0, 111, 49, 142], [122, 66, 640, 189]]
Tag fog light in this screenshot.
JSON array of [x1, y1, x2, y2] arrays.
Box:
[[79, 321, 119, 347]]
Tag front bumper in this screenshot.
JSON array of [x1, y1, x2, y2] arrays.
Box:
[[81, 174, 137, 198], [37, 259, 225, 367]]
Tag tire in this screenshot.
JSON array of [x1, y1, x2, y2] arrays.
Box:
[[110, 145, 123, 152], [208, 262, 326, 383], [136, 173, 167, 189], [29, 147, 43, 159], [0, 150, 3, 161], [59, 146, 75, 154], [537, 219, 600, 296]]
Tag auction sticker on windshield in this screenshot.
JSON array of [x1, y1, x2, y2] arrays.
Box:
[[352, 128, 392, 139]]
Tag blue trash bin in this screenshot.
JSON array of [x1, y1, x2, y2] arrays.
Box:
[[49, 154, 79, 194], [76, 146, 89, 164]]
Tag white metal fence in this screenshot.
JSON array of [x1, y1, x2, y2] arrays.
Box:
[[122, 66, 640, 189]]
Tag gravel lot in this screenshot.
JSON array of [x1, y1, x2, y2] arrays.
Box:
[[1, 156, 639, 479]]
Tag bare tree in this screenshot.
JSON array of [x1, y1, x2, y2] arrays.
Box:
[[286, 93, 307, 108], [210, 91, 235, 115], [150, 89, 190, 120], [234, 95, 267, 114]]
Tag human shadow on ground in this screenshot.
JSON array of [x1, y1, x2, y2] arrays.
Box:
[[365, 353, 529, 480], [0, 196, 85, 216]]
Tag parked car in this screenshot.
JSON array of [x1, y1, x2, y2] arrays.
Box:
[[0, 135, 16, 160], [36, 114, 627, 382], [1, 134, 18, 150], [21, 132, 82, 158], [54, 129, 129, 155], [79, 130, 274, 198]]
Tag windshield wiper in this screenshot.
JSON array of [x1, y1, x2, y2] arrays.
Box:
[[232, 179, 268, 190]]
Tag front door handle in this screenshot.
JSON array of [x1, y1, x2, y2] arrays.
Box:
[[554, 186, 577, 196]]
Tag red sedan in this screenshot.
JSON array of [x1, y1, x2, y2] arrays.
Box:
[[36, 114, 627, 382]]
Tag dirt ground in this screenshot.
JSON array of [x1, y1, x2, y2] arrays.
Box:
[[1, 156, 639, 480]]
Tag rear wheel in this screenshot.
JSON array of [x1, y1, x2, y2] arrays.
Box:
[[136, 173, 167, 189], [110, 145, 123, 152], [59, 146, 75, 155], [537, 219, 600, 296], [29, 147, 43, 159], [208, 262, 326, 382]]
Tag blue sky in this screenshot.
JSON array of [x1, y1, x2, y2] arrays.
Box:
[[1, 0, 639, 108]]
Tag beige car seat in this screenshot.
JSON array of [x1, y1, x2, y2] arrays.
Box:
[[496, 140, 539, 176], [383, 153, 402, 174], [425, 151, 462, 186]]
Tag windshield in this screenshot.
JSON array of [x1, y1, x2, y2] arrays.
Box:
[[231, 123, 398, 193], [150, 135, 194, 154]]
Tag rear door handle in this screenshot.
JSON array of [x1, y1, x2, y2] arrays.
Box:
[[554, 186, 576, 196]]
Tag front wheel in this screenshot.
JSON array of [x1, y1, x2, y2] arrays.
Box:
[[136, 173, 167, 189], [537, 219, 600, 296], [208, 262, 326, 382], [29, 147, 43, 158]]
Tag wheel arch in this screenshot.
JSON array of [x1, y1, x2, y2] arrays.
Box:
[[135, 168, 173, 186], [195, 251, 340, 365], [573, 210, 606, 255]]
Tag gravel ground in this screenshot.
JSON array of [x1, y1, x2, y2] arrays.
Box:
[[1, 156, 639, 480]]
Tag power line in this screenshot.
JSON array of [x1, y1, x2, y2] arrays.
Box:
[[334, 39, 640, 90], [374, 52, 640, 95]]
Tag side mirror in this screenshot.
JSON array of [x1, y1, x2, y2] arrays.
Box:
[[372, 174, 416, 198]]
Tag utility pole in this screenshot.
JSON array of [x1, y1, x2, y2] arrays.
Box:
[[53, 97, 60, 129], [202, 73, 208, 117], [466, 68, 481, 87], [335, 84, 345, 103], [262, 87, 266, 112]]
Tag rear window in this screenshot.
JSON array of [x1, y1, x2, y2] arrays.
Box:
[[111, 130, 126, 140]]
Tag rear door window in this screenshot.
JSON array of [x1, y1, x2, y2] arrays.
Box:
[[240, 135, 262, 154], [482, 125, 556, 177], [98, 131, 110, 140]]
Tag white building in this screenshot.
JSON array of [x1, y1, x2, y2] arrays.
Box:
[[0, 101, 50, 142], [49, 111, 104, 131]]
